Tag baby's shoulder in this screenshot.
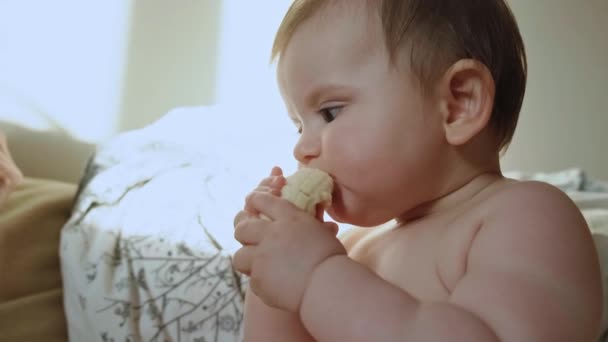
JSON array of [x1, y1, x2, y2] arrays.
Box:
[[478, 179, 588, 239], [483, 180, 578, 215]]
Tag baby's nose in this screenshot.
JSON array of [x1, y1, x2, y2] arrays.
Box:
[[293, 131, 321, 164]]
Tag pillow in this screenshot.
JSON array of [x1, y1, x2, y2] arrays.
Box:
[[60, 106, 268, 341], [504, 168, 608, 193], [0, 178, 77, 342]]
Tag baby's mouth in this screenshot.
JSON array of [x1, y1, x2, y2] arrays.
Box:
[[315, 204, 325, 221], [316, 178, 339, 221]]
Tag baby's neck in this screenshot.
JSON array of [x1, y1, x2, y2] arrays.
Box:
[[398, 165, 504, 224], [397, 130, 505, 224]]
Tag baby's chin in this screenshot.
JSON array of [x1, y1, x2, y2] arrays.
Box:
[[327, 186, 386, 226], [325, 206, 346, 223], [326, 204, 385, 228], [325, 189, 347, 222]]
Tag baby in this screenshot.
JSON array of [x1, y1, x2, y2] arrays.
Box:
[[232, 0, 603, 340]]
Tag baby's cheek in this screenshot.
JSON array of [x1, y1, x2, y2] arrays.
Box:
[[330, 141, 385, 180], [327, 134, 365, 166]]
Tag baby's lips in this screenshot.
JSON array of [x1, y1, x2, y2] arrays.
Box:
[[315, 204, 326, 221]]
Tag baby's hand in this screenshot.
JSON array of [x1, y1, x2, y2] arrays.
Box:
[[232, 167, 344, 313], [254, 166, 286, 199], [0, 132, 23, 206], [233, 167, 286, 228]]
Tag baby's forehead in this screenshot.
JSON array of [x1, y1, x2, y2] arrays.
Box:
[[279, 2, 385, 75], [307, 1, 379, 41]]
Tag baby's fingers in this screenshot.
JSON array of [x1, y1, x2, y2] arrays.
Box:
[[233, 210, 250, 229], [255, 185, 282, 197], [0, 132, 9, 154], [234, 217, 266, 245], [242, 168, 286, 215], [244, 182, 284, 214], [270, 166, 283, 177], [0, 135, 23, 198], [232, 245, 255, 276], [256, 166, 285, 190], [324, 221, 340, 236], [257, 176, 286, 193]]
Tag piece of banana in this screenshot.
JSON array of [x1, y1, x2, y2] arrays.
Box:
[[281, 168, 333, 216]]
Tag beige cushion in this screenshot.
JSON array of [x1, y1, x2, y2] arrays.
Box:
[[0, 178, 76, 342]]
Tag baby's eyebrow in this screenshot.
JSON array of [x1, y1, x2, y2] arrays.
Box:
[[285, 107, 300, 125], [305, 84, 350, 107]]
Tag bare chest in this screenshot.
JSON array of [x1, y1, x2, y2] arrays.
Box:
[[346, 219, 480, 301]]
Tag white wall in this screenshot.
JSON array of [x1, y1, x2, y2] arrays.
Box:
[[0, 1, 132, 182], [118, 1, 221, 132], [502, 0, 608, 179], [1, 1, 606, 183], [0, 1, 223, 182], [214, 1, 298, 174], [0, 1, 132, 141]]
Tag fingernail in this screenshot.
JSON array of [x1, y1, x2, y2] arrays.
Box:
[[274, 166, 285, 175], [271, 176, 283, 187]]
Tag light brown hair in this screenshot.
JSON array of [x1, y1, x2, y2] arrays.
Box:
[[272, 0, 527, 151]]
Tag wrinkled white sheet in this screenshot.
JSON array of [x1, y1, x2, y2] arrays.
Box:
[[60, 105, 292, 342]]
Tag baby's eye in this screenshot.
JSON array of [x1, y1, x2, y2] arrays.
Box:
[[319, 106, 342, 123]]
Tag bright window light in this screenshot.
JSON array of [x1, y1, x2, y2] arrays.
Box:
[[0, 1, 132, 142], [215, 1, 299, 175]]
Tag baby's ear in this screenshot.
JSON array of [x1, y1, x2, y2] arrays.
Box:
[[436, 59, 495, 146]]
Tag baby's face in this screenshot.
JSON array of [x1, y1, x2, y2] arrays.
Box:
[[277, 3, 448, 227]]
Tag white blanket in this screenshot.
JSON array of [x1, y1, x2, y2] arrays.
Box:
[[60, 105, 288, 342]]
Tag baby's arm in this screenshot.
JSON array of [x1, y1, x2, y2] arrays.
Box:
[[240, 167, 331, 341], [298, 182, 601, 341], [243, 288, 315, 341]]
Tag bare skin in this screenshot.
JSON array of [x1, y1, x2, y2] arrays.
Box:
[[0, 131, 23, 206], [237, 172, 601, 341], [232, 2, 602, 341]]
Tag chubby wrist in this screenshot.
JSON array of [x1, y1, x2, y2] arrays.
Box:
[[297, 254, 423, 341], [298, 254, 350, 318]]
